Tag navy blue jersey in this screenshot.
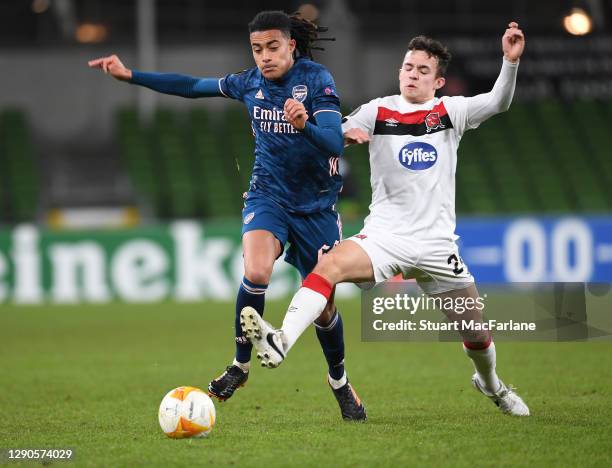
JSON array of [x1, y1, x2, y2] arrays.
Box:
[[219, 57, 343, 214]]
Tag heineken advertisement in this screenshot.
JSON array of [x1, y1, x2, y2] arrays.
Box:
[[0, 221, 319, 304], [0, 216, 611, 304]]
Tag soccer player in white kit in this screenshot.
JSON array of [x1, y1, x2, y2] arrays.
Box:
[[242, 22, 529, 416]]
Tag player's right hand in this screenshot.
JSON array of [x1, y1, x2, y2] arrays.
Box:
[[284, 99, 309, 130], [87, 55, 132, 81], [344, 128, 370, 146]]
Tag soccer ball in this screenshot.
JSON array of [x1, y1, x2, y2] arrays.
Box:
[[158, 386, 216, 438]]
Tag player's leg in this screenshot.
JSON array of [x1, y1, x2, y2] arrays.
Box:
[[292, 211, 367, 420], [312, 290, 367, 421], [208, 230, 281, 400], [282, 210, 348, 383], [208, 196, 288, 401], [281, 240, 374, 352], [432, 284, 529, 416], [429, 284, 500, 392], [314, 292, 346, 386], [241, 213, 372, 420], [418, 245, 529, 416], [243, 239, 374, 368], [236, 229, 282, 362]]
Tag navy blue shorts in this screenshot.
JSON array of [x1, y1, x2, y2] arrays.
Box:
[[241, 193, 342, 278]]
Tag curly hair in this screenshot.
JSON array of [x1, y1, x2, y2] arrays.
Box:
[[248, 10, 334, 59]]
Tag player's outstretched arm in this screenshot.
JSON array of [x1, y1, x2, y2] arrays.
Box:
[[464, 22, 525, 126], [88, 54, 222, 98]]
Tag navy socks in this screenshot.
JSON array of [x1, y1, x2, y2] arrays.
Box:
[[315, 310, 346, 380], [235, 277, 267, 363]]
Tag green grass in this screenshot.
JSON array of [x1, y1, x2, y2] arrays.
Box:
[[1, 301, 611, 467]]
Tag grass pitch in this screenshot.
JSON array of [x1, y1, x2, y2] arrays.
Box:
[[1, 300, 611, 467]]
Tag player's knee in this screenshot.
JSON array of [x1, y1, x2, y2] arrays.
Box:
[[243, 263, 273, 285], [313, 253, 343, 284]]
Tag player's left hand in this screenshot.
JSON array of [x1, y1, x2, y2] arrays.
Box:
[[344, 128, 370, 146], [284, 99, 309, 130], [502, 22, 525, 63]]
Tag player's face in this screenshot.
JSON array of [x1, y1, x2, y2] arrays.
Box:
[[399, 50, 446, 104], [250, 29, 296, 80]]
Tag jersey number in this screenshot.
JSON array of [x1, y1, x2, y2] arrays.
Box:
[[447, 254, 464, 275], [318, 241, 339, 261]]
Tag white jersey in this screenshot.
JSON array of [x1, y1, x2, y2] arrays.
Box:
[[342, 59, 519, 242]]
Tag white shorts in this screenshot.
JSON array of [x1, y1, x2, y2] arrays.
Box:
[[347, 231, 475, 295]]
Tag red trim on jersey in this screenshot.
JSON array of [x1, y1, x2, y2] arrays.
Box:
[[376, 102, 449, 125], [302, 273, 333, 300], [464, 337, 492, 350]]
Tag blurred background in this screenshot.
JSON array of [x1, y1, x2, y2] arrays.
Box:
[[0, 0, 611, 303]]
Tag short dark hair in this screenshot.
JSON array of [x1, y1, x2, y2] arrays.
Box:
[[248, 10, 291, 37], [407, 36, 452, 77]]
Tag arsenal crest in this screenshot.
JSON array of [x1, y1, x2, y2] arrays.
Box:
[[292, 85, 308, 103]]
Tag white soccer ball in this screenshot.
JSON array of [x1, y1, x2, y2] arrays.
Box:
[[158, 386, 216, 438]]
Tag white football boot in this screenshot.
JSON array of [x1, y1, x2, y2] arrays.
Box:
[[472, 373, 530, 416], [240, 307, 286, 368]]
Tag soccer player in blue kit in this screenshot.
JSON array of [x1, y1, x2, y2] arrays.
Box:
[[88, 10, 366, 421]]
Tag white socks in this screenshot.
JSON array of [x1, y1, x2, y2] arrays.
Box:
[[280, 286, 328, 352], [232, 358, 250, 373], [328, 371, 348, 390], [463, 342, 501, 393]]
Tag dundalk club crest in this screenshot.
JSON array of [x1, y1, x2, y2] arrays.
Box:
[[424, 112, 445, 133]]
